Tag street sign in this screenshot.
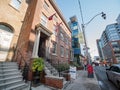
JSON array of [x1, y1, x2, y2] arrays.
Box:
[[69, 66, 76, 79]]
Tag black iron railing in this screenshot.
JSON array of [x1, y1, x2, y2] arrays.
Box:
[[13, 49, 32, 90]]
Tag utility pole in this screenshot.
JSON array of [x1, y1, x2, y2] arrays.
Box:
[[78, 0, 106, 64]]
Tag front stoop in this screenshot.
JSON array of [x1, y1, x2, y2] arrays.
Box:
[[0, 62, 29, 90]]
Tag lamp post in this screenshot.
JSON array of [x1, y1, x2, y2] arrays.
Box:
[[82, 12, 106, 64], [78, 0, 106, 64]]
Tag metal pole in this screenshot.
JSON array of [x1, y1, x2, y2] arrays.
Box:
[[81, 24, 90, 64], [78, 0, 106, 64], [78, 0, 90, 64]]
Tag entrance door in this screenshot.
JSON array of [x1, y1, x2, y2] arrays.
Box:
[[38, 32, 48, 58], [0, 25, 13, 61]]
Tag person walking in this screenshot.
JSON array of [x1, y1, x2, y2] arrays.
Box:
[[87, 64, 94, 78]]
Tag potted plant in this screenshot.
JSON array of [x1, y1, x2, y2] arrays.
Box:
[[32, 57, 44, 84]]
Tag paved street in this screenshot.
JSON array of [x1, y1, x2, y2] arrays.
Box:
[[94, 66, 119, 90], [64, 70, 100, 90]]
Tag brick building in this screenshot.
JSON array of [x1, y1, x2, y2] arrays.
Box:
[[0, 0, 29, 61], [0, 0, 72, 65]]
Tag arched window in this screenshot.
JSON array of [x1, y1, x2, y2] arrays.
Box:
[[0, 24, 13, 61], [0, 25, 13, 33]]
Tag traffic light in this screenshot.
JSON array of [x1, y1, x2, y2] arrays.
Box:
[[101, 12, 106, 19]]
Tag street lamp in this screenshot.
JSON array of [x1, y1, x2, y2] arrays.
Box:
[[78, 0, 106, 65], [81, 12, 106, 64]]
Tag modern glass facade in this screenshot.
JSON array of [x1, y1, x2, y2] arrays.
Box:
[[69, 16, 82, 64], [116, 14, 120, 24], [106, 24, 120, 41], [96, 39, 104, 60], [101, 23, 120, 46], [100, 23, 120, 63]]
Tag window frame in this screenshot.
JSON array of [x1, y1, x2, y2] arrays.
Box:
[[60, 46, 64, 57], [52, 42, 57, 55], [40, 13, 48, 27], [10, 0, 22, 10]]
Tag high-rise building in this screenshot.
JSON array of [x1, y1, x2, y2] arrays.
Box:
[[68, 16, 84, 64], [116, 14, 120, 24], [98, 23, 120, 63], [96, 39, 104, 60]]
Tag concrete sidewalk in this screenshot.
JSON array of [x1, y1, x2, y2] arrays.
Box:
[[31, 70, 101, 90], [64, 70, 101, 90]]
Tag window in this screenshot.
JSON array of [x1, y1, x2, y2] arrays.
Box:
[[73, 26, 78, 30], [53, 25, 57, 36], [110, 66, 120, 73], [66, 49, 69, 58], [65, 37, 68, 44], [72, 30, 78, 36], [60, 46, 64, 57], [53, 15, 58, 22], [10, 0, 22, 10], [0, 24, 13, 60], [60, 32, 64, 41], [41, 13, 48, 27], [43, 1, 49, 11], [52, 42, 57, 54]]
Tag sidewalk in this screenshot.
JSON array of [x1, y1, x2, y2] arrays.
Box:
[[31, 84, 54, 90], [31, 70, 101, 90], [64, 70, 101, 90]]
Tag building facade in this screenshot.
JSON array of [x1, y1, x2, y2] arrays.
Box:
[[68, 16, 83, 64], [0, 0, 72, 65], [0, 0, 29, 61], [16, 0, 72, 64], [96, 39, 104, 60], [116, 14, 120, 24], [99, 23, 120, 63]]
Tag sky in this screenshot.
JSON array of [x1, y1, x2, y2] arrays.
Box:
[[55, 0, 120, 58]]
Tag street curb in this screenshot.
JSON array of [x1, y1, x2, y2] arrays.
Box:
[[94, 70, 101, 90]]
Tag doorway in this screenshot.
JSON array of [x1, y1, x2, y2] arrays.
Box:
[[38, 32, 48, 58]]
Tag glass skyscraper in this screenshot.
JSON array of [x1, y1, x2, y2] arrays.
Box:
[[99, 23, 120, 63]]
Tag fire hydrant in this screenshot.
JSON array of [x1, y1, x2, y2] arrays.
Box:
[[87, 64, 94, 78]]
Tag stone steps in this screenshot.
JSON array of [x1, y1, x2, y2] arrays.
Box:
[[0, 62, 29, 90]]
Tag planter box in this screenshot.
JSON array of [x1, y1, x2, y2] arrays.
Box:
[[45, 76, 63, 89], [62, 73, 70, 81], [77, 67, 84, 70]]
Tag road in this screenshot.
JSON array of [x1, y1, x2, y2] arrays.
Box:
[[94, 66, 119, 90]]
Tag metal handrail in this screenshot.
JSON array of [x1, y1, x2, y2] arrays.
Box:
[[14, 49, 32, 90]]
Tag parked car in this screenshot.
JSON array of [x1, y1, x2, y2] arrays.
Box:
[[106, 64, 120, 88]]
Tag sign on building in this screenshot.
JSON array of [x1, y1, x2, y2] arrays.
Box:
[[69, 66, 76, 79]]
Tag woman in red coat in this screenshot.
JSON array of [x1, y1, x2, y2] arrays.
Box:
[[87, 64, 94, 78]]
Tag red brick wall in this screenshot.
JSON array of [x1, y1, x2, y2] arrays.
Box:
[[16, 0, 41, 62], [45, 76, 63, 89]]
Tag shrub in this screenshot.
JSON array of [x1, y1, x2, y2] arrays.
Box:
[[32, 57, 44, 72], [55, 63, 70, 72]]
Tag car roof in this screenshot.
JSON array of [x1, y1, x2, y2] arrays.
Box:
[[112, 64, 120, 68]]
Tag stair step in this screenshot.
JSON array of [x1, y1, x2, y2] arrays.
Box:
[[45, 61, 59, 76], [0, 79, 23, 87], [0, 69, 19, 73], [0, 72, 21, 77], [0, 62, 29, 90], [0, 62, 17, 66], [0, 65, 18, 69], [5, 83, 28, 90], [0, 75, 22, 83], [0, 70, 20, 76]]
